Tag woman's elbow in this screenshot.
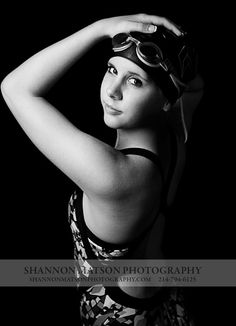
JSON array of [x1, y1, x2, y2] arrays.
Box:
[[1, 70, 30, 101], [1, 72, 18, 98]]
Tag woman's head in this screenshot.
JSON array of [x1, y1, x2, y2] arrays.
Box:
[[110, 26, 198, 104], [100, 26, 198, 132], [100, 56, 167, 130]]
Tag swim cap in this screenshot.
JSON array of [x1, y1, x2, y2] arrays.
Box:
[[111, 27, 198, 104]]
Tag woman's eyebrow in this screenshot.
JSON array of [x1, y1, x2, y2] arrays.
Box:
[[107, 60, 115, 66]]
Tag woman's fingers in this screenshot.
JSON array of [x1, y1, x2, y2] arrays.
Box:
[[152, 16, 182, 35], [125, 20, 157, 34], [128, 13, 182, 36], [103, 13, 182, 38]]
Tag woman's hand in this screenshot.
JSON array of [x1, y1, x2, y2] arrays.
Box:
[[97, 13, 182, 38]]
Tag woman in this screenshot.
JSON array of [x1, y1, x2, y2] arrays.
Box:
[[1, 13, 203, 325]]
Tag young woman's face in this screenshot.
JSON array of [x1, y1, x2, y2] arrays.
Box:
[[100, 56, 165, 130]]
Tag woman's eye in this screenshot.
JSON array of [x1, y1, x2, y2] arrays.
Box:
[[129, 78, 142, 87], [107, 65, 117, 75]]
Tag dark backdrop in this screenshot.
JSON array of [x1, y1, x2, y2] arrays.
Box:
[[0, 1, 234, 324]]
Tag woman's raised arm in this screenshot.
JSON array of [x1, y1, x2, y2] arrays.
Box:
[[1, 14, 181, 196], [1, 14, 180, 96]]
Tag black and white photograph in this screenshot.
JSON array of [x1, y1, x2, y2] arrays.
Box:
[[0, 1, 234, 325]]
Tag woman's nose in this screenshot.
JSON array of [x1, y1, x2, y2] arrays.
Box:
[[106, 81, 122, 100]]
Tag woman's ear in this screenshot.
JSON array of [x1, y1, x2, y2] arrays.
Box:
[[162, 102, 171, 112]]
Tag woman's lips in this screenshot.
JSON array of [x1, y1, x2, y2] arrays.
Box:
[[104, 102, 122, 115]]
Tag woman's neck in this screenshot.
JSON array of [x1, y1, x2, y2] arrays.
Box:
[[115, 127, 160, 154]]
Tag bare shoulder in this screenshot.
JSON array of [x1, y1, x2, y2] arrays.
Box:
[[83, 153, 163, 244], [1, 86, 152, 198]]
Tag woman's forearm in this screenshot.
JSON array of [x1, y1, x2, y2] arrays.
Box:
[[1, 20, 106, 96], [1, 14, 181, 97]]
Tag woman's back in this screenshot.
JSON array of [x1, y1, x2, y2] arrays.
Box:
[[82, 148, 163, 244], [79, 128, 183, 251]]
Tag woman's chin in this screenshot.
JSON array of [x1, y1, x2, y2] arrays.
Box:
[[103, 114, 122, 129]]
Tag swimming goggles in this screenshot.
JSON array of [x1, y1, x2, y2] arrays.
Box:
[[112, 33, 169, 71]]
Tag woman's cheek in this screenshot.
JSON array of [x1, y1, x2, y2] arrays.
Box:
[[100, 78, 106, 99]]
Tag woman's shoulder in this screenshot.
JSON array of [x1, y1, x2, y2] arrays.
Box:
[[114, 149, 163, 198]]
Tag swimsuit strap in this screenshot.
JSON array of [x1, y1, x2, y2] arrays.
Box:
[[160, 128, 178, 214], [119, 147, 165, 244], [119, 147, 164, 182], [75, 190, 99, 260], [119, 135, 178, 241]]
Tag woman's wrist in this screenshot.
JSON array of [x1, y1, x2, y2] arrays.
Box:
[[89, 18, 112, 40]]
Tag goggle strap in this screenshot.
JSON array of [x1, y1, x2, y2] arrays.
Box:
[[179, 96, 188, 143], [170, 74, 187, 94]]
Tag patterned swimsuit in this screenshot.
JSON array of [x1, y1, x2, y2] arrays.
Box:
[[68, 148, 195, 326]]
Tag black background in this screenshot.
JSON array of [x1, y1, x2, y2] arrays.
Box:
[[0, 1, 234, 324]]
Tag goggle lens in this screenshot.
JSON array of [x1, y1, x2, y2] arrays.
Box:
[[112, 34, 164, 68], [112, 33, 133, 52], [137, 42, 163, 66]]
